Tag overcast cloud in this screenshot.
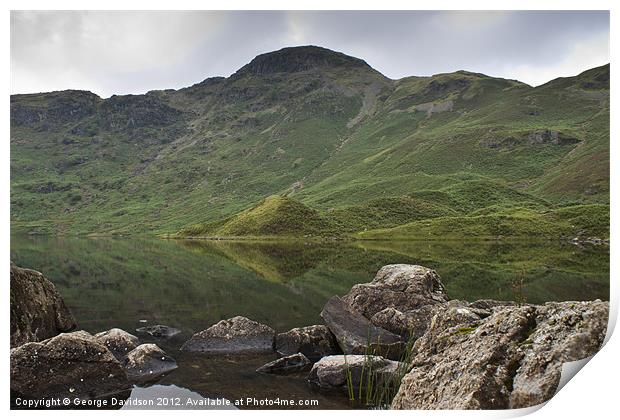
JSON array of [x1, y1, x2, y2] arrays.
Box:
[[10, 10, 609, 98]]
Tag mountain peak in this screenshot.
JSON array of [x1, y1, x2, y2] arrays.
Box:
[[235, 45, 372, 76]]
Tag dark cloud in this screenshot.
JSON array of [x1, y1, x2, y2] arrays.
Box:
[[11, 10, 609, 97]]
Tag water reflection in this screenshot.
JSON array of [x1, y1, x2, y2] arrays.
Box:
[[123, 385, 236, 410], [10, 235, 609, 409]]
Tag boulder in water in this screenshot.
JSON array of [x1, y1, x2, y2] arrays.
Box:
[[10, 262, 77, 347], [180, 316, 275, 354]]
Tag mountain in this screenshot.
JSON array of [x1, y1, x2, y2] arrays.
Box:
[[10, 46, 610, 237]]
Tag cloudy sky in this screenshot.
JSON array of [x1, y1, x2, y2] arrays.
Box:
[[11, 10, 609, 98]]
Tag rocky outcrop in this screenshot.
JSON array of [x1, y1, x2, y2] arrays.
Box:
[[321, 297, 404, 359], [413, 99, 454, 117], [10, 331, 130, 402], [95, 328, 140, 360], [509, 301, 609, 408], [10, 90, 100, 126], [180, 316, 275, 354], [256, 353, 312, 375], [308, 355, 404, 388], [317, 265, 450, 358], [275, 325, 339, 361], [342, 264, 448, 319], [124, 344, 178, 383], [392, 305, 528, 409], [235, 46, 371, 76], [528, 129, 580, 146], [135, 324, 181, 339], [391, 300, 609, 409], [10, 262, 77, 348]]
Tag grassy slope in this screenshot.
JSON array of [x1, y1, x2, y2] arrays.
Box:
[[357, 204, 609, 240], [10, 46, 609, 237], [176, 192, 608, 240]]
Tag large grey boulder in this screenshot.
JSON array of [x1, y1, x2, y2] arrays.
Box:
[[10, 262, 77, 347], [392, 305, 532, 409], [180, 316, 275, 354], [275, 325, 339, 361], [10, 331, 130, 402], [391, 301, 609, 409], [308, 355, 404, 388], [320, 297, 404, 359], [509, 300, 609, 408], [124, 343, 178, 383], [95, 328, 140, 360], [342, 264, 448, 319], [256, 353, 312, 375]]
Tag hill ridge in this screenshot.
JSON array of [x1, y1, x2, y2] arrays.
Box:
[[10, 47, 609, 236]]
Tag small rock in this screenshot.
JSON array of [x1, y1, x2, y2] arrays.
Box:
[[256, 353, 312, 374], [136, 324, 181, 339], [276, 325, 339, 361], [308, 355, 404, 388], [95, 328, 139, 360], [180, 316, 275, 354], [124, 344, 178, 383]]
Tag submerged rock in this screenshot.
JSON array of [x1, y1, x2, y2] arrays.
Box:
[[275, 325, 339, 361], [308, 355, 404, 388], [256, 353, 312, 374], [321, 296, 404, 359], [10, 331, 130, 402], [180, 316, 275, 354], [342, 264, 448, 319], [135, 324, 181, 339], [124, 344, 178, 383], [95, 328, 140, 360], [10, 262, 77, 347]]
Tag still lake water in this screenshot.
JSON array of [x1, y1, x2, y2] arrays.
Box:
[[10, 235, 609, 409]]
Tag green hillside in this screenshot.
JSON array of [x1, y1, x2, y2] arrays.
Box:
[[10, 46, 609, 238]]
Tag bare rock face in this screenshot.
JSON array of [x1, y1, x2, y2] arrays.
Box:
[[342, 264, 448, 319], [124, 344, 178, 383], [320, 296, 404, 359], [509, 300, 609, 408], [275, 325, 340, 361], [308, 355, 404, 388], [95, 328, 140, 360], [135, 324, 181, 339], [256, 353, 312, 375], [371, 300, 494, 339], [10, 331, 130, 402], [392, 306, 534, 409], [180, 316, 275, 354], [391, 301, 609, 410], [371, 305, 438, 340], [10, 262, 77, 347]]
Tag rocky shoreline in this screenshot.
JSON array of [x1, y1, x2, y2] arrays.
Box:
[[10, 262, 609, 409]]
